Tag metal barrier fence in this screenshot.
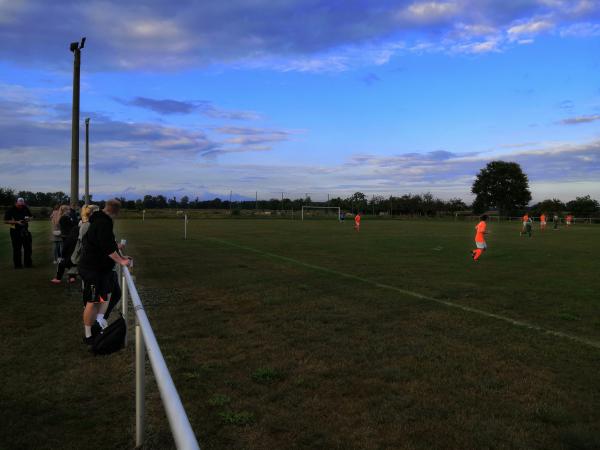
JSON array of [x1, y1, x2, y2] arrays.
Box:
[[120, 266, 201, 449], [455, 215, 599, 223]]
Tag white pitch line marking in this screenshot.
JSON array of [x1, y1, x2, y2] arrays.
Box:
[[205, 237, 600, 351]]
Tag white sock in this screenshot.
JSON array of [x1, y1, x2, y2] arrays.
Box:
[[96, 314, 107, 328], [84, 325, 92, 338]]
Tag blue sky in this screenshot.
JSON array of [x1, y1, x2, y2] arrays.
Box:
[[0, 0, 599, 202]]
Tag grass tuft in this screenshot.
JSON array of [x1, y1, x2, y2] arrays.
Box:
[[251, 367, 285, 384], [218, 410, 255, 426], [208, 393, 231, 407]]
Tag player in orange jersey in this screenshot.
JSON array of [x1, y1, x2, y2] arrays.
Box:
[[566, 214, 573, 226], [354, 212, 361, 232], [471, 215, 488, 261], [540, 213, 547, 231], [520, 213, 529, 235]]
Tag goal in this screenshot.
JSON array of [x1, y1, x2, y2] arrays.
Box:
[[301, 206, 341, 221]]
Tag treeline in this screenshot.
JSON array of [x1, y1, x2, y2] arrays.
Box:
[[0, 188, 469, 216], [1, 187, 599, 217], [328, 192, 468, 216], [0, 188, 70, 207], [530, 196, 600, 217]]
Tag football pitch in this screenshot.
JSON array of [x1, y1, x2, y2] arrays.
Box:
[[2, 218, 600, 449]]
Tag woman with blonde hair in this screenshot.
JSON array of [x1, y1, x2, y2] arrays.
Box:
[[49, 204, 63, 263], [51, 204, 99, 284]]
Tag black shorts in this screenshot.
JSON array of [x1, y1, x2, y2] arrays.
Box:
[[79, 268, 113, 304]]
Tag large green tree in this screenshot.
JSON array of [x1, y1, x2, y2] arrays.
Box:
[[531, 198, 565, 215], [471, 161, 531, 215], [566, 195, 599, 216]]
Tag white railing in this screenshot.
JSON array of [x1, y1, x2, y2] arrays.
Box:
[[120, 266, 200, 449], [455, 215, 598, 223]]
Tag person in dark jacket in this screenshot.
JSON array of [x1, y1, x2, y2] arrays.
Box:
[[59, 205, 76, 241], [4, 197, 33, 268], [51, 204, 99, 285], [48, 205, 76, 282], [50, 224, 79, 284], [79, 199, 131, 344]]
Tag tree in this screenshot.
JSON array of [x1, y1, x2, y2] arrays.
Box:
[[180, 196, 189, 209], [471, 161, 531, 215], [369, 195, 385, 215], [531, 198, 565, 215], [447, 198, 468, 213], [155, 195, 168, 209], [142, 195, 155, 209], [48, 191, 69, 205], [566, 195, 599, 217], [348, 192, 367, 213], [0, 187, 15, 206]]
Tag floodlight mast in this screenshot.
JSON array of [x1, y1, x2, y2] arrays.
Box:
[[84, 117, 90, 205], [69, 37, 86, 209]]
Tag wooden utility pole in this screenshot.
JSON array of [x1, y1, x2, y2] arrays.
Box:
[[84, 118, 90, 205], [69, 37, 86, 208]]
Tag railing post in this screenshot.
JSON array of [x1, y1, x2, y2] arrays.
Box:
[[135, 317, 146, 448], [122, 270, 128, 321], [123, 266, 201, 450]]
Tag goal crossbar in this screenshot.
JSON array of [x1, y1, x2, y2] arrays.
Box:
[[301, 206, 341, 221]]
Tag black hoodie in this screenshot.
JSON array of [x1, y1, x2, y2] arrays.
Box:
[[79, 210, 118, 272]]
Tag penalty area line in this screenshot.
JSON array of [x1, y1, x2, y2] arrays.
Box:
[[205, 237, 600, 351]]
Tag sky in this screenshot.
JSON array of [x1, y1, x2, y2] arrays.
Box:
[[0, 0, 599, 203]]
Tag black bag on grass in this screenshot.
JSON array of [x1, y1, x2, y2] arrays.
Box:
[[92, 314, 126, 355]]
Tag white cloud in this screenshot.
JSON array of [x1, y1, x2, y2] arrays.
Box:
[[453, 23, 499, 37], [560, 114, 600, 125], [507, 18, 554, 38], [401, 2, 459, 22], [3, 120, 600, 201], [572, 0, 598, 15], [1, 0, 597, 72], [560, 22, 600, 37], [453, 38, 501, 54], [278, 55, 351, 73]]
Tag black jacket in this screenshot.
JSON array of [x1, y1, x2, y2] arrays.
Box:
[[61, 224, 81, 268], [79, 211, 118, 272], [4, 206, 32, 231], [59, 214, 76, 239]]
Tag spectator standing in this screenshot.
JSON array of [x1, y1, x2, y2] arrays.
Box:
[[51, 205, 99, 284], [49, 204, 62, 263], [4, 197, 33, 268], [71, 204, 99, 267], [79, 199, 131, 344], [59, 205, 76, 244]]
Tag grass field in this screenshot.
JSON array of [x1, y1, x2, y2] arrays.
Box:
[[2, 217, 600, 449]]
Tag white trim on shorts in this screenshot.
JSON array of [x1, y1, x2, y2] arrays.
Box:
[[476, 241, 487, 249]]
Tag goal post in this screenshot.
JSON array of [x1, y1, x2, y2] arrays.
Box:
[[301, 206, 341, 221]]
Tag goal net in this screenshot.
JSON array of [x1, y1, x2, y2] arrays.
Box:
[[301, 206, 341, 221]]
